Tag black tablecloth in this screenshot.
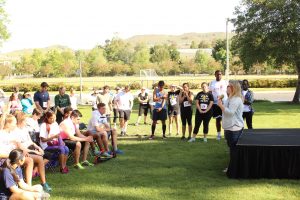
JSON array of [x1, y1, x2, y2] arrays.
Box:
[[227, 129, 300, 179]]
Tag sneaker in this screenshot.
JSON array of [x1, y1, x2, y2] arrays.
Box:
[[149, 135, 154, 140], [101, 151, 112, 158], [162, 135, 167, 139], [135, 122, 139, 126], [93, 150, 101, 156], [181, 136, 186, 140], [203, 138, 208, 143], [42, 182, 52, 193], [222, 168, 228, 173], [60, 166, 69, 174], [74, 163, 85, 170], [216, 135, 221, 141], [188, 138, 196, 142], [115, 149, 124, 155], [120, 131, 124, 136], [187, 136, 191, 140], [81, 160, 94, 167]]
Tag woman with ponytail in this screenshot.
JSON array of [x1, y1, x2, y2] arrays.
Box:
[[0, 149, 50, 200], [0, 115, 34, 186]]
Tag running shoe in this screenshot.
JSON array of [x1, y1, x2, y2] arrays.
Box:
[[101, 151, 112, 157], [74, 163, 85, 169], [149, 135, 155, 140], [42, 182, 52, 193], [203, 138, 208, 143], [115, 149, 124, 155], [216, 135, 221, 141], [188, 138, 196, 142], [81, 160, 94, 167]]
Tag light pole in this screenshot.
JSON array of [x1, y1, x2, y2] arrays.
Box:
[[79, 60, 83, 104], [226, 18, 230, 81]]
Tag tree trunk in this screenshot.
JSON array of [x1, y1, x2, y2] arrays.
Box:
[[292, 62, 300, 103]]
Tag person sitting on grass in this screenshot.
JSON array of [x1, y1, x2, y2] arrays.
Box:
[[60, 110, 94, 169], [0, 149, 50, 200], [39, 111, 69, 174], [14, 112, 52, 192], [0, 114, 34, 186], [87, 103, 123, 155]]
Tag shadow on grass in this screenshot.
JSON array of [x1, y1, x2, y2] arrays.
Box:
[[45, 138, 300, 200]]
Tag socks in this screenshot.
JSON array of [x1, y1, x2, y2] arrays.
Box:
[[151, 124, 156, 135], [162, 124, 166, 136]]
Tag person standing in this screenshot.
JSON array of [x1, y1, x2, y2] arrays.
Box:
[[114, 86, 134, 136], [150, 81, 168, 139], [112, 87, 121, 128], [241, 79, 254, 129], [179, 83, 194, 140], [167, 84, 181, 136], [189, 82, 214, 142], [209, 70, 228, 140], [135, 87, 150, 126], [217, 80, 244, 174], [33, 82, 51, 124], [54, 87, 71, 124], [96, 85, 113, 121], [69, 88, 78, 110]]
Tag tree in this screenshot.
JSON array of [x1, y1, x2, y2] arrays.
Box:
[[190, 41, 198, 49], [212, 39, 229, 70], [233, 0, 300, 103], [104, 39, 133, 64], [150, 45, 170, 63], [0, 0, 9, 47], [132, 43, 150, 65], [198, 41, 210, 48]]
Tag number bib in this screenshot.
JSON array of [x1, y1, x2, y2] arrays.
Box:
[[200, 104, 207, 110], [183, 101, 191, 107], [43, 102, 48, 108]]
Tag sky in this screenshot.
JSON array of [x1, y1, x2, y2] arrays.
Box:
[[1, 0, 241, 53]]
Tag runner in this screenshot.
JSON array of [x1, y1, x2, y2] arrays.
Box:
[[167, 84, 181, 136], [135, 87, 150, 126], [241, 79, 254, 129]]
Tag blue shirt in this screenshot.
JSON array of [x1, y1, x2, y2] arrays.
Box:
[[33, 91, 50, 110], [154, 89, 167, 110], [0, 167, 23, 196], [21, 98, 34, 114]]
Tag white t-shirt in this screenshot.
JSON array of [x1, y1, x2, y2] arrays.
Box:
[[114, 91, 134, 110], [70, 95, 77, 110], [26, 117, 40, 133], [59, 117, 76, 140], [39, 122, 61, 150], [0, 130, 18, 155], [12, 127, 33, 149], [209, 80, 228, 104], [87, 110, 108, 132]]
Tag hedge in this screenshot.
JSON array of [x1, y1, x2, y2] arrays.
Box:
[[0, 79, 297, 92]]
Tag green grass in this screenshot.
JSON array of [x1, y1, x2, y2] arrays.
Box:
[[37, 101, 300, 200]]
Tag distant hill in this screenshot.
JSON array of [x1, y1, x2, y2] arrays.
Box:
[[1, 32, 234, 60], [125, 32, 234, 48]]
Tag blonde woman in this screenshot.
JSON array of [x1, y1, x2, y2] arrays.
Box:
[[217, 80, 244, 174]]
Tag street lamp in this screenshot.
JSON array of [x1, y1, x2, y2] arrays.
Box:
[[226, 18, 230, 81]]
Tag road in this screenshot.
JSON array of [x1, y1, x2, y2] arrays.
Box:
[[254, 90, 296, 102]]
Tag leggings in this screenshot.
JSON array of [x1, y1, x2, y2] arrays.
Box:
[[243, 111, 253, 129], [180, 108, 192, 126], [113, 108, 119, 123], [45, 145, 69, 155], [193, 111, 212, 134]]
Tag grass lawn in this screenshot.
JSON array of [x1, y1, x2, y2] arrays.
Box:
[[38, 101, 300, 200]]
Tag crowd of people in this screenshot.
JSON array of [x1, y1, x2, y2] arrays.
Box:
[[0, 70, 254, 199]]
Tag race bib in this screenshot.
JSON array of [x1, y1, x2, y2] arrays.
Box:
[[43, 102, 48, 108], [170, 98, 177, 106], [142, 102, 147, 105], [200, 104, 207, 110], [183, 101, 191, 107]]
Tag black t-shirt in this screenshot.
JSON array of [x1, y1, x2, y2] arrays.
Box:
[[138, 93, 149, 106], [180, 91, 193, 111], [195, 91, 214, 112], [168, 90, 180, 111]]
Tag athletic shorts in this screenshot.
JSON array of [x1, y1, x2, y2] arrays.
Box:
[[168, 109, 180, 116], [138, 105, 149, 116], [152, 109, 167, 121], [63, 140, 86, 151], [118, 110, 131, 121], [212, 104, 222, 118]]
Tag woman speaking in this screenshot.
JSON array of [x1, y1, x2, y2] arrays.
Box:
[[217, 80, 244, 176]]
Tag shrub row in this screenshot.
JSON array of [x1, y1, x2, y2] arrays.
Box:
[[0, 83, 88, 92], [0, 79, 297, 92]]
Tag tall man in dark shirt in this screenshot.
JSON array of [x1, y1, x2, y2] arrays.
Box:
[[34, 82, 51, 124], [54, 86, 71, 124]]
